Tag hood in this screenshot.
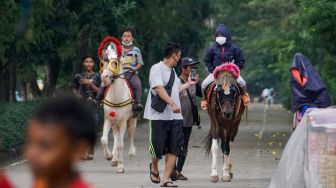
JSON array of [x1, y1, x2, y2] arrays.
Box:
[[291, 53, 310, 78], [291, 52, 327, 92], [215, 24, 231, 42]]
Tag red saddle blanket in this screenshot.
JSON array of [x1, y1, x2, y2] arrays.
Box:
[[104, 80, 135, 99], [206, 82, 216, 104]]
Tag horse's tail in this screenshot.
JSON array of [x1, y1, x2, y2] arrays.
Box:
[[203, 131, 213, 156]]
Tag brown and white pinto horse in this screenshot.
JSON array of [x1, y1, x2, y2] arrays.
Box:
[[204, 67, 246, 183]]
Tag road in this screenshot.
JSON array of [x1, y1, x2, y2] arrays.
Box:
[[6, 103, 293, 188]]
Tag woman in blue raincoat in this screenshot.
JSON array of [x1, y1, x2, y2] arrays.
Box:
[[290, 53, 331, 129]]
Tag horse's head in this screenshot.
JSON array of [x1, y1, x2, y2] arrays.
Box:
[[98, 36, 123, 87], [101, 59, 121, 87], [213, 64, 240, 120], [216, 84, 240, 120]]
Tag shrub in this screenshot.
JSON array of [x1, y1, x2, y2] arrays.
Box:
[[0, 100, 42, 154]]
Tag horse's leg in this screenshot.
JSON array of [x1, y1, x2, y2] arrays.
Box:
[[101, 120, 112, 161], [127, 118, 137, 156], [228, 141, 233, 179], [210, 138, 219, 182], [116, 120, 127, 173], [111, 124, 119, 166], [221, 139, 231, 182]]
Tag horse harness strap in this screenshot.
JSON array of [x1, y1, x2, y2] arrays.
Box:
[[102, 98, 135, 107], [110, 69, 132, 81], [232, 84, 242, 119]]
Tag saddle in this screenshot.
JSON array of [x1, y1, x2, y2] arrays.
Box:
[[103, 79, 135, 100]]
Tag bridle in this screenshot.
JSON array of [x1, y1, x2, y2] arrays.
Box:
[[100, 60, 135, 108], [216, 85, 240, 120], [103, 69, 132, 83]]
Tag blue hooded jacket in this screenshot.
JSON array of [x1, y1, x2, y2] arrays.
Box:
[[204, 24, 245, 73], [290, 53, 331, 111]]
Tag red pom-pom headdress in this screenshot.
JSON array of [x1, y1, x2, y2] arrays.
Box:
[[213, 63, 240, 79], [98, 36, 123, 60]]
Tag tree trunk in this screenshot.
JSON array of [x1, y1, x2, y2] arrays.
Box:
[[9, 61, 17, 102], [8, 42, 18, 102], [21, 82, 28, 101], [71, 27, 90, 79], [30, 78, 41, 98], [43, 57, 61, 97], [0, 68, 10, 102]]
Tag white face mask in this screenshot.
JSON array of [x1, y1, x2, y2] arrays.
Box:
[[122, 41, 133, 47], [216, 36, 226, 45]]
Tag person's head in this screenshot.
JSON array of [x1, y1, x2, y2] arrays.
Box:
[[215, 24, 231, 46], [24, 96, 97, 178], [121, 27, 135, 47], [163, 42, 181, 67], [82, 55, 95, 72], [178, 57, 199, 77]]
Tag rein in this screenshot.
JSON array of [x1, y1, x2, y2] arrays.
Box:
[[215, 84, 241, 121], [109, 70, 132, 82]]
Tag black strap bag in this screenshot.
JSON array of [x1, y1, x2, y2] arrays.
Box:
[[151, 69, 175, 112]]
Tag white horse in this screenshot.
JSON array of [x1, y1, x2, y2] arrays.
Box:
[[100, 59, 137, 173]]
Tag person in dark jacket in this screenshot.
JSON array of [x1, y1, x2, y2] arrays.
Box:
[[201, 24, 250, 109], [170, 57, 202, 181], [290, 53, 331, 128], [72, 55, 101, 160]]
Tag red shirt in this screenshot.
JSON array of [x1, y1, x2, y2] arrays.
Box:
[[69, 177, 91, 188], [33, 176, 92, 188], [0, 175, 14, 188]]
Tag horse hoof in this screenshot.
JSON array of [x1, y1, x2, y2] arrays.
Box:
[[128, 151, 136, 157], [117, 168, 124, 173], [222, 175, 231, 182], [111, 161, 118, 166], [210, 176, 219, 183], [106, 156, 113, 161], [229, 172, 233, 179]]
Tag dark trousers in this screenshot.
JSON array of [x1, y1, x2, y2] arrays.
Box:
[[124, 72, 142, 102], [176, 127, 192, 172]]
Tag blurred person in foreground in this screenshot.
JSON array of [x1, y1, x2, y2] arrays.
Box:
[[290, 53, 331, 129], [0, 169, 14, 188], [24, 96, 97, 188]]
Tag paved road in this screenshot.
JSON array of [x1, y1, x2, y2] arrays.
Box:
[[7, 103, 292, 188]]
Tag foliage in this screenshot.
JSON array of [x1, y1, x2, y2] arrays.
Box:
[[214, 0, 335, 108], [0, 100, 42, 154], [0, 0, 335, 105], [0, 0, 212, 101]]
